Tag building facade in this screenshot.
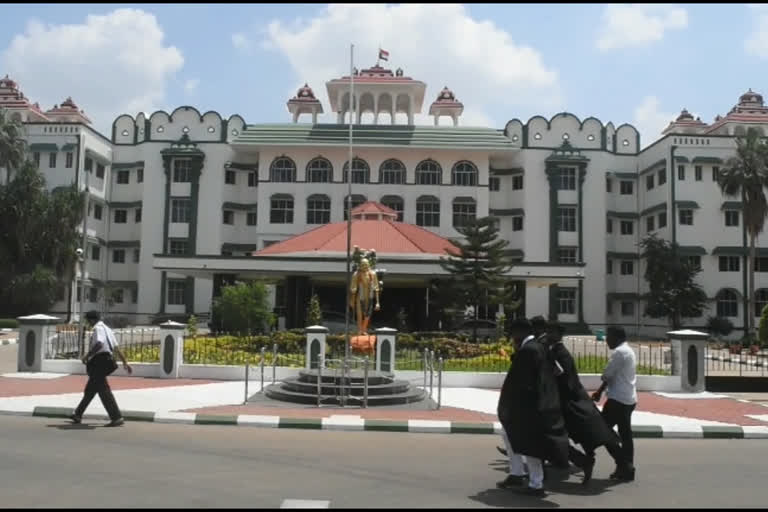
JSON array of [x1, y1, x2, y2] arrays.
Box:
[[2, 69, 768, 336]]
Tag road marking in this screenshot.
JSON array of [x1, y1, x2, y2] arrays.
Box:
[[280, 499, 330, 508]]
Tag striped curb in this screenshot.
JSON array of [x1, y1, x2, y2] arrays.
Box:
[[1, 406, 767, 438], [0, 338, 18, 346]]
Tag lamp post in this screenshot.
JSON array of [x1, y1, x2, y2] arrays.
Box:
[[77, 249, 86, 357]]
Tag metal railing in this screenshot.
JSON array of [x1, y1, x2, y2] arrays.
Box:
[[705, 345, 768, 377], [46, 329, 673, 378], [423, 349, 444, 410], [322, 356, 371, 408], [46, 325, 161, 361]]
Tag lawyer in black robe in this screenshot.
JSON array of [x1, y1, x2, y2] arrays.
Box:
[[549, 338, 619, 451], [498, 330, 570, 469]]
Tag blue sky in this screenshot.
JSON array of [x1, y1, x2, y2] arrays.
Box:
[[1, 3, 767, 146]]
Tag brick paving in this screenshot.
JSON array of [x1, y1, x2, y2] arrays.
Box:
[[0, 375, 215, 397]]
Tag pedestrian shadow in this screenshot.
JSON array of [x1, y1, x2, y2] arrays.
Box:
[[469, 488, 559, 508], [46, 423, 98, 430], [546, 477, 621, 497]]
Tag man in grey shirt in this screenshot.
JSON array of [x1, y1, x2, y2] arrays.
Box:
[[592, 326, 637, 481]]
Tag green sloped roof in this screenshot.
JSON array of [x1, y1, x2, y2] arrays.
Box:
[[232, 124, 517, 150]]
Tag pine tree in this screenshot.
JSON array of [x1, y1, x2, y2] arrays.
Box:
[[306, 294, 323, 326], [439, 216, 514, 342]]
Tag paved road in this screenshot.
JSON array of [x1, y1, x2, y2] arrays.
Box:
[[2, 415, 768, 508]]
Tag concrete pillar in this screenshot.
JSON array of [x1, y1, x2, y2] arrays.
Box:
[[337, 111, 344, 124], [292, 111, 299, 123], [434, 116, 439, 126], [667, 329, 709, 392], [158, 321, 186, 379], [452, 114, 459, 127], [375, 327, 397, 373], [17, 314, 60, 372], [312, 110, 318, 124], [305, 325, 328, 370]]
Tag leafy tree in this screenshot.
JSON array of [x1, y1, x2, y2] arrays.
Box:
[[0, 108, 26, 183], [439, 216, 514, 341], [759, 305, 768, 347], [212, 280, 273, 335], [640, 234, 708, 330], [0, 160, 85, 317], [717, 127, 768, 336], [306, 294, 323, 326]]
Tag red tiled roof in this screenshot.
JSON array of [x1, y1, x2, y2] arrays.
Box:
[[351, 201, 397, 216], [253, 218, 458, 256]]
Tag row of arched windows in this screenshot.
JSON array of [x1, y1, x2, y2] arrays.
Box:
[[268, 156, 478, 186], [267, 193, 477, 228], [715, 289, 768, 318]]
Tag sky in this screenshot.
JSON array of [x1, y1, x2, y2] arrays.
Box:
[[1, 3, 767, 147]]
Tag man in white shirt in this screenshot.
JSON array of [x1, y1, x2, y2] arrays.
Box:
[[592, 326, 637, 481], [69, 310, 132, 427]]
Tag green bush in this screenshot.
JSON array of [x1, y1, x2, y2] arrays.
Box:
[[759, 305, 768, 347], [707, 316, 733, 338], [0, 319, 19, 329]]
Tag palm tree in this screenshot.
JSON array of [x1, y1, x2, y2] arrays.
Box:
[[717, 127, 768, 336], [0, 108, 27, 183]]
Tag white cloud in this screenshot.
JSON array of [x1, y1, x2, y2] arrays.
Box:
[[184, 78, 199, 94], [597, 4, 688, 51], [262, 4, 562, 127], [745, 5, 768, 59], [232, 32, 251, 52], [1, 8, 184, 133], [633, 95, 679, 147]]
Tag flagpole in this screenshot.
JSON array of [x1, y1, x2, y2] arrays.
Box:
[[344, 43, 354, 363]]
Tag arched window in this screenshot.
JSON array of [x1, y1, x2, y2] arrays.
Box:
[[416, 159, 442, 185], [452, 197, 476, 229], [343, 194, 367, 220], [716, 289, 739, 318], [452, 161, 478, 186], [343, 158, 370, 184], [306, 157, 332, 183], [270, 157, 296, 183], [379, 159, 406, 184], [306, 194, 331, 225], [380, 195, 404, 222], [755, 289, 768, 317], [416, 195, 440, 227], [269, 194, 294, 224]]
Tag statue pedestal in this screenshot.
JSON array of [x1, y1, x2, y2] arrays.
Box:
[[351, 334, 376, 356]]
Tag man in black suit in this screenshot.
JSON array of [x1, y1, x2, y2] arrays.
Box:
[[497, 317, 570, 497], [545, 322, 624, 484]]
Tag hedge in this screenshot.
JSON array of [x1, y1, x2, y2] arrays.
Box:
[[0, 319, 19, 329]]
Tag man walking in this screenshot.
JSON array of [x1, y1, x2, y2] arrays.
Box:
[[592, 326, 637, 481], [69, 310, 132, 427], [496, 318, 533, 490], [497, 317, 569, 497], [545, 322, 623, 484]]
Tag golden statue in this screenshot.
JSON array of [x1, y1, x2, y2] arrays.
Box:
[[348, 247, 383, 356], [349, 257, 380, 334]]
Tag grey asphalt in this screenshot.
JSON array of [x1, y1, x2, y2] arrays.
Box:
[[2, 415, 768, 508]]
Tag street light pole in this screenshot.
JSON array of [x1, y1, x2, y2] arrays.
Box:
[[78, 160, 90, 357], [344, 43, 355, 363]]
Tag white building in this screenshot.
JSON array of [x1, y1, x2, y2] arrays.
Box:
[[2, 68, 768, 337]]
